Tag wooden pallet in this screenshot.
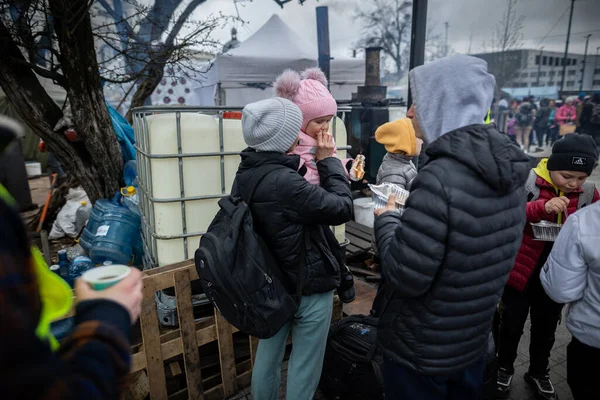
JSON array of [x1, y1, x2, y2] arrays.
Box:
[[55, 260, 343, 400], [345, 220, 374, 257]]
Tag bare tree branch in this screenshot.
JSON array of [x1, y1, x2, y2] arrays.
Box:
[[165, 0, 207, 46], [356, 0, 412, 78], [488, 0, 525, 90]]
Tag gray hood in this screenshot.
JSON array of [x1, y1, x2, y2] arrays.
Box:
[[409, 55, 495, 144]]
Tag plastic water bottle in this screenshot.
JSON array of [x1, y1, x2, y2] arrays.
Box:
[[123, 160, 138, 187], [50, 264, 61, 275], [57, 250, 69, 278], [121, 186, 140, 215], [74, 201, 92, 234], [67, 256, 95, 286]]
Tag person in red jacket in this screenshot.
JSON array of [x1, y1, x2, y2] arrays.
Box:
[[496, 133, 599, 400]]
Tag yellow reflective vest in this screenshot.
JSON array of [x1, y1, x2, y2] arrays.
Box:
[[0, 184, 72, 351]]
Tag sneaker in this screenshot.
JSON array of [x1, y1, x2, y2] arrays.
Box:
[[524, 372, 557, 400], [495, 367, 513, 399]]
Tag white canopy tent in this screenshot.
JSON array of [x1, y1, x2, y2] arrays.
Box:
[[191, 15, 365, 106]]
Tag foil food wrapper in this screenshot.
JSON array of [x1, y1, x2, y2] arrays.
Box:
[[369, 182, 410, 213]]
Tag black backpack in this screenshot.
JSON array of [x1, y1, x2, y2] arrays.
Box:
[[516, 102, 534, 125], [319, 315, 384, 400], [194, 166, 302, 339]]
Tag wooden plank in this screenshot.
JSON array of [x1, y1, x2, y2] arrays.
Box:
[[173, 369, 253, 400], [141, 284, 168, 400], [346, 225, 373, 241], [204, 370, 252, 400], [143, 263, 199, 293], [215, 310, 238, 397], [347, 220, 374, 235], [346, 232, 372, 250], [168, 361, 182, 377], [250, 336, 259, 367], [174, 269, 204, 400], [123, 370, 150, 400], [144, 259, 194, 277], [166, 362, 253, 400], [131, 322, 218, 373], [345, 243, 363, 256]]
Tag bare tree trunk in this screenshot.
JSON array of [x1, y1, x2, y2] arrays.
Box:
[[49, 0, 123, 202], [126, 63, 164, 123]]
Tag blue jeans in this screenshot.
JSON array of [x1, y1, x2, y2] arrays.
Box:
[[251, 290, 334, 400], [383, 358, 485, 400]]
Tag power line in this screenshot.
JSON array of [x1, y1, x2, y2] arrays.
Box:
[[529, 29, 600, 43], [535, 6, 569, 48]]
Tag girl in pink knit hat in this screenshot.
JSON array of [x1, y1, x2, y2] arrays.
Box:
[[274, 67, 355, 184]]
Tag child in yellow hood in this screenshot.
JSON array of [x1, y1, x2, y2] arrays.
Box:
[[374, 118, 423, 190]]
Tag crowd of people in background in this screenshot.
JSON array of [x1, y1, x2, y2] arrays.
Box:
[[497, 91, 600, 156]]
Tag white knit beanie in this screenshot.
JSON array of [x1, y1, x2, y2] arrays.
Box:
[[242, 97, 302, 153]]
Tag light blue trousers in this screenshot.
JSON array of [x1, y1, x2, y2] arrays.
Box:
[[251, 290, 334, 400]]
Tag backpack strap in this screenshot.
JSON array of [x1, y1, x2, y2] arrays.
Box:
[[239, 164, 309, 299], [578, 182, 596, 209], [525, 169, 540, 202]]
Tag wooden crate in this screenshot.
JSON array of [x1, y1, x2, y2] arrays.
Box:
[[55, 260, 343, 400]]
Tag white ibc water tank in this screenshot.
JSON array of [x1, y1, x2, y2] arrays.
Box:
[[141, 112, 348, 267], [331, 117, 348, 244], [144, 113, 245, 266]]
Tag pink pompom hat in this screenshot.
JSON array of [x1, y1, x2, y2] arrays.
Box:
[[274, 67, 338, 131]]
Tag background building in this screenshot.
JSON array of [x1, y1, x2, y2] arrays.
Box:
[[473, 49, 600, 94]]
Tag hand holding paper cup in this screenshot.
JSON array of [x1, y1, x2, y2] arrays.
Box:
[[75, 266, 143, 323], [81, 265, 131, 290]]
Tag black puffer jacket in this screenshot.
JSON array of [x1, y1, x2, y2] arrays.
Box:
[[375, 124, 530, 375], [236, 149, 352, 296]]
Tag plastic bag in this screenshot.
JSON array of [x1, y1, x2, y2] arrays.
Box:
[[49, 187, 90, 239]]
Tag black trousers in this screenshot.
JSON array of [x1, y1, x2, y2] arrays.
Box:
[[547, 126, 559, 145], [497, 273, 564, 376], [383, 358, 485, 400], [567, 337, 600, 400], [534, 126, 546, 147]]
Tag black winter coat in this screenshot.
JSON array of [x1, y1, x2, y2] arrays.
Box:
[[579, 101, 600, 139], [236, 149, 352, 296], [375, 124, 530, 376]]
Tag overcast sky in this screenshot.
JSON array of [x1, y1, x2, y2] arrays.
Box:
[[192, 0, 600, 59]]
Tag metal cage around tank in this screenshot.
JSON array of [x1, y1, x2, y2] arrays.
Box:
[[131, 105, 352, 271]]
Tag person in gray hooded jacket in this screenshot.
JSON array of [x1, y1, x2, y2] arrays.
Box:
[[374, 54, 530, 399], [541, 201, 600, 400]]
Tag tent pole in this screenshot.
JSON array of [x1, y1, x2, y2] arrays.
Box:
[[316, 6, 331, 88], [407, 0, 428, 108]]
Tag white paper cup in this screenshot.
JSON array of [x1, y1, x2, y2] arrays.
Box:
[[81, 265, 131, 290]]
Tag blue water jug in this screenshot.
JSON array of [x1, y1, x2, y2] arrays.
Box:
[[89, 205, 143, 266], [79, 199, 118, 251], [67, 256, 95, 286]]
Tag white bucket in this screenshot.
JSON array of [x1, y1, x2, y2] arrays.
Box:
[[353, 197, 374, 228], [25, 161, 42, 177]]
